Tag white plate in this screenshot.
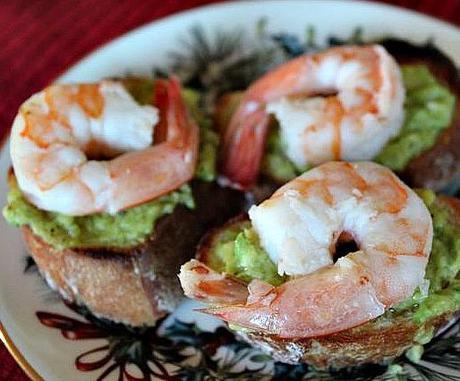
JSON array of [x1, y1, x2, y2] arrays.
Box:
[[1, 1, 459, 380]]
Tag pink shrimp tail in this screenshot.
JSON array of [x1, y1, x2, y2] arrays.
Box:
[[202, 279, 281, 334], [179, 260, 249, 305], [109, 77, 199, 212], [155, 76, 197, 148], [202, 265, 386, 339], [219, 54, 312, 190], [221, 106, 270, 190]]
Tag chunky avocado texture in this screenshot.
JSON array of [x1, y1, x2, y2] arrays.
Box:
[[262, 126, 309, 184], [3, 78, 218, 249], [4, 175, 194, 250], [412, 190, 460, 325], [206, 218, 285, 286], [205, 192, 460, 332], [217, 65, 455, 183], [375, 66, 456, 171]]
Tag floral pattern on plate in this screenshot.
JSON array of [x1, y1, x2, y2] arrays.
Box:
[[35, 299, 460, 381]]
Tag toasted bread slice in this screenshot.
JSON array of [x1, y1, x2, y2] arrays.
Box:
[[23, 181, 245, 326], [194, 196, 460, 368]]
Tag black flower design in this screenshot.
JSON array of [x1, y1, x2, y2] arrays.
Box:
[[36, 303, 273, 380], [35, 301, 460, 381]]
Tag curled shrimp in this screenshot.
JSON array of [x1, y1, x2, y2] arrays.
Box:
[[10, 78, 198, 215], [221, 45, 405, 189], [180, 162, 433, 338]]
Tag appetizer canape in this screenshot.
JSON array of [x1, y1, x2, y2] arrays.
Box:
[[3, 77, 244, 326], [217, 42, 458, 196], [180, 161, 460, 368]]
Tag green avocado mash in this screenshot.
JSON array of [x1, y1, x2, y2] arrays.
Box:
[[205, 219, 251, 276], [207, 191, 460, 327], [3, 78, 218, 249], [262, 126, 307, 183], [233, 228, 285, 285], [182, 89, 219, 182], [4, 175, 194, 250], [375, 65, 456, 170], [207, 221, 285, 286], [409, 190, 460, 325], [207, 223, 285, 286]]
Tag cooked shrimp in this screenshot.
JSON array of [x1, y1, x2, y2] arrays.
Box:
[[221, 45, 405, 189], [10, 78, 198, 215], [179, 162, 432, 338], [180, 260, 249, 305]]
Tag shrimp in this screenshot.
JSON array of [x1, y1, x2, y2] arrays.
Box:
[[10, 77, 199, 216], [180, 260, 249, 305], [179, 162, 433, 338], [221, 45, 405, 189]]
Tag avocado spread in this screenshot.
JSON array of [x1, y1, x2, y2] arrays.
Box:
[[207, 191, 460, 326], [206, 219, 285, 286], [410, 190, 460, 325], [4, 175, 194, 250], [376, 65, 456, 171], [262, 126, 307, 184], [182, 89, 219, 182], [3, 78, 218, 249]]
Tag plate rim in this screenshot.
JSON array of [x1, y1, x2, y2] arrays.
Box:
[[0, 322, 42, 381], [1, 0, 460, 379], [55, 0, 460, 84]]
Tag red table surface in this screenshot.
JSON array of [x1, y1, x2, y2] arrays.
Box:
[[0, 0, 459, 380]]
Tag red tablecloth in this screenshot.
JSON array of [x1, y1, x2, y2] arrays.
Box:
[[1, 0, 459, 379]]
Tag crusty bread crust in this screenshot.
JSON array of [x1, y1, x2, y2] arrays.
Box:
[[196, 195, 459, 368], [23, 226, 157, 325], [22, 181, 245, 326], [237, 313, 449, 368]]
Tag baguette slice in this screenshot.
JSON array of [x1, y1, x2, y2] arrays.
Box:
[[193, 196, 460, 369], [23, 180, 245, 327]]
